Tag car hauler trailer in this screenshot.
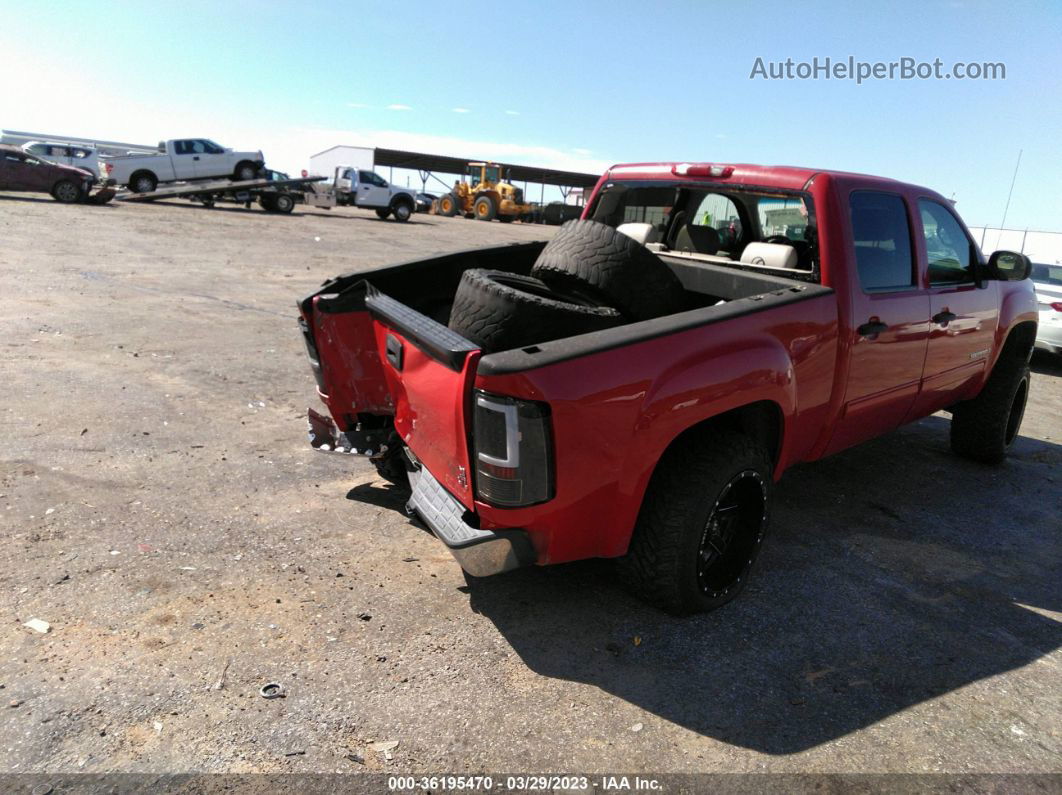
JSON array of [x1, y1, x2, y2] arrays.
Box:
[[115, 175, 331, 213]]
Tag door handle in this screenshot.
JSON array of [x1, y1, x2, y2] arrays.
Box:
[[857, 320, 888, 338], [932, 310, 957, 325]]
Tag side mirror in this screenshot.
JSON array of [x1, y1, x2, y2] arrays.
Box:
[[987, 250, 1032, 281]]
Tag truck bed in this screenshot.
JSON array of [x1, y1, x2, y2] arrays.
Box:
[[303, 240, 834, 379]]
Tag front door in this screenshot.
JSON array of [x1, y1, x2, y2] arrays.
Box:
[[827, 190, 930, 454], [356, 170, 390, 208], [170, 139, 200, 180], [910, 198, 1000, 417]]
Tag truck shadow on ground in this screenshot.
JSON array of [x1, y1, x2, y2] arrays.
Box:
[[458, 416, 1062, 754]]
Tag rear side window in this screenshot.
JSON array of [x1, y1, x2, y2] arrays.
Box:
[[849, 191, 914, 291]]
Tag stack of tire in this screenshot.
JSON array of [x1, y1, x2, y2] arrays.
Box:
[[448, 220, 686, 352]]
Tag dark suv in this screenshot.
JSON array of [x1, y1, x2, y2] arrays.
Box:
[[0, 144, 106, 203]]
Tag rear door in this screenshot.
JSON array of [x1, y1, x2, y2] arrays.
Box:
[[910, 199, 999, 415], [827, 189, 930, 454]]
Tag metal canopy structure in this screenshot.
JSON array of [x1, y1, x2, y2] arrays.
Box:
[[372, 147, 601, 190]]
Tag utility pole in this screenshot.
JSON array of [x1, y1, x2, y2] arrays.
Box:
[[999, 149, 1022, 230]]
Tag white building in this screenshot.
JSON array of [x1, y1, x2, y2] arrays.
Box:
[[308, 145, 375, 178]]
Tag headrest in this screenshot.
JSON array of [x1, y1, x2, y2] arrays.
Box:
[[740, 242, 799, 269], [616, 222, 656, 246], [685, 224, 720, 254]]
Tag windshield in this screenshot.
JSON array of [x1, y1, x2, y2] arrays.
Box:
[[588, 182, 819, 277]]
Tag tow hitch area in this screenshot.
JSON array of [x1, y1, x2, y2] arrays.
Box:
[[86, 179, 117, 205], [307, 407, 391, 456]]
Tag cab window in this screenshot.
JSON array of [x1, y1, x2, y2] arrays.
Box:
[[199, 140, 224, 154], [849, 191, 915, 291], [672, 192, 743, 256], [174, 140, 193, 155], [919, 199, 975, 285]]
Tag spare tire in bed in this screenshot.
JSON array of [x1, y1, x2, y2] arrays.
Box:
[[448, 269, 623, 353], [531, 219, 687, 321]]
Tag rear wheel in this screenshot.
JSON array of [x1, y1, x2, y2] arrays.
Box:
[[130, 172, 158, 194], [617, 431, 773, 614], [474, 195, 496, 221], [447, 269, 622, 352], [52, 180, 82, 204], [375, 208, 391, 220], [273, 193, 295, 214]]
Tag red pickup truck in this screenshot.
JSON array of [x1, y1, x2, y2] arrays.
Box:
[[299, 162, 1038, 614]]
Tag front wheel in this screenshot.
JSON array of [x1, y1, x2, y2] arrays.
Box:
[[52, 180, 82, 204], [375, 208, 391, 220], [617, 431, 773, 615], [234, 162, 259, 181], [391, 201, 412, 222], [950, 361, 1030, 464], [474, 195, 496, 221]]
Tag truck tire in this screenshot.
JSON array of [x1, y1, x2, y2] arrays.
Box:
[[617, 430, 773, 615], [531, 219, 686, 321], [234, 161, 259, 181], [448, 269, 622, 352], [375, 208, 391, 220], [391, 199, 413, 222], [950, 356, 1031, 464], [474, 195, 496, 221], [130, 171, 158, 194], [438, 194, 459, 217], [51, 180, 82, 204], [273, 193, 295, 214]]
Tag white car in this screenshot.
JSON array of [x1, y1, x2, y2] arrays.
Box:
[[22, 141, 101, 178], [103, 138, 265, 193], [1032, 262, 1062, 355]]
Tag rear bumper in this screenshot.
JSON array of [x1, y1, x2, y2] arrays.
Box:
[[407, 464, 535, 577]]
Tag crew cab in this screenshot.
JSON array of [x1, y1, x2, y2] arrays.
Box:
[[298, 161, 1038, 614], [103, 138, 265, 194], [331, 166, 418, 222]]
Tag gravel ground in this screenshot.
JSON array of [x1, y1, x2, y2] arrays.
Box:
[[1, 193, 1059, 777]]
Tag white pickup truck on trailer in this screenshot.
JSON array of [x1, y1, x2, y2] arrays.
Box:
[[330, 165, 418, 222], [103, 138, 265, 193]]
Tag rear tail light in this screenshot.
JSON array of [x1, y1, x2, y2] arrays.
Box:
[[472, 391, 553, 507], [1051, 302, 1062, 312], [104, 162, 113, 175]]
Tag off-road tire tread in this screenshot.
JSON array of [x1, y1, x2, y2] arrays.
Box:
[[950, 348, 1031, 464], [617, 431, 772, 615], [531, 219, 686, 320], [448, 269, 622, 352]]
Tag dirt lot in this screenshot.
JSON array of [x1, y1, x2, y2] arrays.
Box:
[[1, 193, 1059, 778]]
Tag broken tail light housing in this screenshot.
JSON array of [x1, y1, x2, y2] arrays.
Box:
[[672, 163, 733, 178], [472, 391, 554, 507]]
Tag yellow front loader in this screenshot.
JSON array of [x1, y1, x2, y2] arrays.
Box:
[[436, 162, 532, 222]]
